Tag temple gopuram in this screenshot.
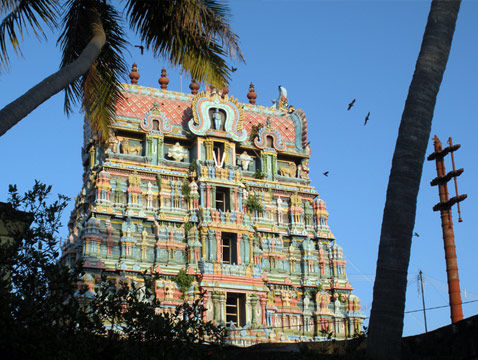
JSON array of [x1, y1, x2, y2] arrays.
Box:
[[62, 65, 365, 345]]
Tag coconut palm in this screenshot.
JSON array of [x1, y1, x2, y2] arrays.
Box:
[[367, 1, 461, 359], [0, 0, 243, 140]]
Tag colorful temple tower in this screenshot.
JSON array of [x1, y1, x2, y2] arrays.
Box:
[[62, 66, 365, 345]]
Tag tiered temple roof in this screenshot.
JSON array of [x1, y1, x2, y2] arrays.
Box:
[[63, 66, 365, 345]]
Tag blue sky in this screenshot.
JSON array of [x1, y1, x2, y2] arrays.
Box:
[[1, 0, 477, 336]]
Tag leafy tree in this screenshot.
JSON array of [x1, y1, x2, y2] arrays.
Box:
[[0, 181, 98, 358], [174, 268, 195, 298], [0, 0, 244, 139], [245, 192, 263, 214], [367, 1, 461, 359], [0, 182, 225, 358]]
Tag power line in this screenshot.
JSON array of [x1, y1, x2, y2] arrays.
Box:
[[404, 298, 478, 315]]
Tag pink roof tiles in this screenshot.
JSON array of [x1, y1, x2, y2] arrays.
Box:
[[116, 92, 191, 128], [115, 87, 297, 144], [243, 112, 296, 145]]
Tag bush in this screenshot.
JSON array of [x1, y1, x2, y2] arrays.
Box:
[[0, 182, 224, 359]]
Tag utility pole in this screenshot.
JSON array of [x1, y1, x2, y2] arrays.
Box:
[[418, 270, 428, 333], [427, 135, 467, 324]]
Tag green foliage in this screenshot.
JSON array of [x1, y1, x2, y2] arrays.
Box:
[[0, 0, 59, 73], [174, 268, 195, 297], [1, 0, 244, 140], [0, 181, 98, 357], [354, 325, 368, 340], [182, 179, 191, 202], [184, 221, 194, 235], [189, 159, 198, 174], [320, 328, 334, 340], [254, 169, 265, 179], [309, 283, 323, 300], [59, 0, 128, 140], [0, 182, 224, 359], [245, 193, 263, 213], [249, 123, 263, 142]]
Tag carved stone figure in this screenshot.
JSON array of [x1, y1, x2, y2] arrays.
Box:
[[276, 196, 283, 222], [167, 142, 188, 162], [212, 108, 223, 130], [121, 138, 142, 155], [146, 181, 154, 209], [290, 192, 303, 223], [189, 180, 199, 209], [107, 131, 119, 153], [239, 151, 253, 171], [279, 162, 296, 177], [128, 171, 141, 188], [163, 279, 175, 299], [298, 159, 310, 179]]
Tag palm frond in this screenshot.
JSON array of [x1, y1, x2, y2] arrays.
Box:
[[0, 0, 59, 73], [83, 62, 124, 141], [58, 0, 127, 142], [125, 0, 244, 88]]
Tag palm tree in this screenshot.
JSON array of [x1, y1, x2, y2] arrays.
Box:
[[0, 0, 243, 140], [367, 1, 461, 359]]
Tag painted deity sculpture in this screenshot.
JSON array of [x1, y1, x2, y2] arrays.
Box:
[[290, 192, 303, 224], [298, 159, 310, 179], [189, 180, 199, 210], [146, 182, 154, 209], [276, 196, 284, 223], [239, 151, 253, 171], [212, 108, 223, 130]]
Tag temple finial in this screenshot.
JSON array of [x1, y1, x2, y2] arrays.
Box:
[[189, 79, 200, 95], [221, 86, 229, 99], [158, 67, 169, 90], [129, 63, 140, 84], [247, 82, 257, 105]]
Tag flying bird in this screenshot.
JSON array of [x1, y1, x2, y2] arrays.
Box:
[[347, 99, 356, 110], [364, 112, 370, 126], [414, 232, 420, 237], [135, 45, 144, 55], [231, 67, 238, 72], [323, 171, 329, 177]]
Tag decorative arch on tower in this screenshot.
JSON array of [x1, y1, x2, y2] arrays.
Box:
[[140, 102, 172, 134], [253, 117, 286, 152], [188, 91, 247, 142]]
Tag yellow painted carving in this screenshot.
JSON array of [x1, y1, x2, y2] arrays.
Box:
[[128, 171, 141, 187]]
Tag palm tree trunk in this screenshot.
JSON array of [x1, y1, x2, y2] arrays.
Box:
[[367, 1, 461, 359], [0, 17, 106, 137]]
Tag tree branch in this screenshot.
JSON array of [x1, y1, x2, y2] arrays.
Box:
[[0, 13, 106, 137]]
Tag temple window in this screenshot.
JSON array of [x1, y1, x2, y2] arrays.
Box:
[[215, 187, 230, 212], [152, 119, 160, 131], [221, 232, 237, 264], [226, 293, 246, 326], [213, 142, 225, 166]]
